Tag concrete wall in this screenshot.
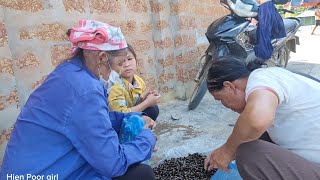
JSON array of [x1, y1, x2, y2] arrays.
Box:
[[0, 0, 228, 165]]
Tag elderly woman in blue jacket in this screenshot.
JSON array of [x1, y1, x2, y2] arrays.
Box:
[[0, 20, 157, 180]]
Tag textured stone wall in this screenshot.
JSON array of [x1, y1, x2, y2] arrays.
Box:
[[0, 0, 228, 165]]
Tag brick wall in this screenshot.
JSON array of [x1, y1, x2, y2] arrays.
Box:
[[0, 0, 228, 165]]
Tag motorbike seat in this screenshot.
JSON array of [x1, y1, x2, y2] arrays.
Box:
[[283, 18, 299, 34], [241, 0, 259, 12], [226, 0, 259, 17]]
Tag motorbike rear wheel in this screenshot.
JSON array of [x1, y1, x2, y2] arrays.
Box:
[[188, 56, 213, 110], [271, 46, 290, 67]]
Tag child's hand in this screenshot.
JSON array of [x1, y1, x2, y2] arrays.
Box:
[[152, 91, 160, 96], [141, 90, 160, 102], [140, 91, 152, 102], [145, 93, 161, 106]]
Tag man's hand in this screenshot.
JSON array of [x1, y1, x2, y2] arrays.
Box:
[[204, 144, 235, 172], [142, 115, 156, 130]]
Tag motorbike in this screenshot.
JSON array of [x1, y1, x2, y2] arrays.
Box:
[[188, 0, 301, 110]]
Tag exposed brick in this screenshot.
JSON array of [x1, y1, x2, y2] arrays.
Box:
[[50, 45, 72, 67], [170, 3, 180, 15], [0, 90, 20, 112], [136, 58, 144, 75], [90, 0, 120, 14], [179, 17, 196, 30], [154, 37, 173, 49], [197, 5, 228, 17], [160, 86, 175, 94], [16, 53, 39, 69], [157, 20, 168, 31], [170, 2, 188, 15], [177, 67, 198, 83], [193, 6, 213, 16], [32, 75, 48, 90], [147, 56, 154, 65], [19, 30, 31, 40], [198, 44, 209, 55], [150, 1, 164, 13], [0, 59, 14, 75], [202, 0, 219, 4], [174, 35, 196, 47], [158, 54, 174, 67], [108, 21, 120, 28], [222, 8, 230, 15], [0, 22, 8, 47], [176, 49, 201, 64], [0, 102, 4, 111], [132, 40, 151, 52], [0, 128, 13, 145], [140, 74, 157, 92], [199, 18, 214, 29], [159, 73, 174, 84], [32, 23, 68, 41], [6, 90, 19, 106], [126, 0, 147, 13], [0, 0, 43, 12], [63, 0, 85, 12], [141, 23, 152, 33], [120, 20, 137, 34]]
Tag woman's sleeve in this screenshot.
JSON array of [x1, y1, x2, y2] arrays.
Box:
[[246, 71, 286, 105], [108, 84, 131, 113], [108, 111, 143, 133], [65, 90, 156, 178]]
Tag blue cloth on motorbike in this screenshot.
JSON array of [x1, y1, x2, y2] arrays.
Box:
[[254, 1, 286, 60]]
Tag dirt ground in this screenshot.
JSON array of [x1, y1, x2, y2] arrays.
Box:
[[150, 25, 320, 167]]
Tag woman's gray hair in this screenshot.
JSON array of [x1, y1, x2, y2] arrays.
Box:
[[206, 56, 255, 92]]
